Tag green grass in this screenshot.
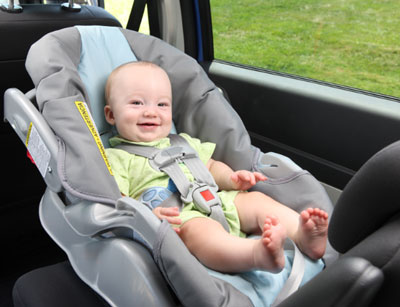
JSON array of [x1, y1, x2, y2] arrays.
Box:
[[211, 0, 400, 98]]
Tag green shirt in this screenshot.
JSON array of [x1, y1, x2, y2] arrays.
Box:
[[106, 133, 242, 236], [106, 133, 215, 199]]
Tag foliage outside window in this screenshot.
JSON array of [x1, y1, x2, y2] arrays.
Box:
[[211, 0, 400, 98]]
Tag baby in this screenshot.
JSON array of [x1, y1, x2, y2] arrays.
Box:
[[104, 61, 329, 273]]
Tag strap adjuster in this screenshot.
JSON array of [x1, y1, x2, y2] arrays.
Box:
[[151, 146, 197, 169]]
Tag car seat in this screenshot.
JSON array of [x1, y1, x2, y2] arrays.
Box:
[[4, 25, 386, 306]]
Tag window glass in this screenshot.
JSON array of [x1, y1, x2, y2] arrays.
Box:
[[211, 0, 400, 98], [104, 0, 149, 34]]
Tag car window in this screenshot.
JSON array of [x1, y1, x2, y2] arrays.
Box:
[[210, 0, 400, 98], [104, 0, 149, 34]]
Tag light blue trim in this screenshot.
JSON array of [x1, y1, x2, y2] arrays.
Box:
[[76, 26, 138, 135], [208, 250, 324, 307], [76, 25, 178, 143]]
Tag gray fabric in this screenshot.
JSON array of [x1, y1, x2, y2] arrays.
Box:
[[25, 27, 121, 205], [40, 191, 176, 306], [154, 220, 254, 307]]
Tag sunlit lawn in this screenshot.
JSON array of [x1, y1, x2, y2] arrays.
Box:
[[211, 0, 400, 98], [105, 0, 399, 98]]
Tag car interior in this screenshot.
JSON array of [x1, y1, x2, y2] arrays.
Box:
[[1, 0, 400, 306]]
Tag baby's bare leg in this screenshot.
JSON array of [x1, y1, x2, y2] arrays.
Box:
[[179, 216, 286, 273], [235, 191, 328, 259]]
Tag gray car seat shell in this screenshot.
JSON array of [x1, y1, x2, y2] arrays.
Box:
[[4, 25, 386, 306]]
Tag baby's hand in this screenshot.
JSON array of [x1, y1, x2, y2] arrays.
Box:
[[231, 170, 267, 191], [152, 206, 182, 234]]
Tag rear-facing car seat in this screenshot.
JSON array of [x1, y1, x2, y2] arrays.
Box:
[[4, 25, 388, 306]]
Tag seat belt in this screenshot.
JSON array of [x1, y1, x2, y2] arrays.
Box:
[[114, 135, 230, 232], [126, 0, 147, 31], [271, 239, 305, 306]]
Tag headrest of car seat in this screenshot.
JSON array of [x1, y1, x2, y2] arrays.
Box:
[[76, 26, 137, 141], [76, 26, 177, 144], [26, 26, 254, 205], [329, 140, 400, 253]]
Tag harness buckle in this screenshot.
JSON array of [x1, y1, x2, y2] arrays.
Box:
[[182, 182, 221, 215]]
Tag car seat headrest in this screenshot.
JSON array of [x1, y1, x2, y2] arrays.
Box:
[[76, 26, 138, 143]]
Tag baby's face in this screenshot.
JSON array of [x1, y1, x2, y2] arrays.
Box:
[[105, 64, 172, 142]]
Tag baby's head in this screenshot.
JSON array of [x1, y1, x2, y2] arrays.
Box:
[[104, 61, 172, 142]]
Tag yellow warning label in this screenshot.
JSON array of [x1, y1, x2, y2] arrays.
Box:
[[75, 101, 113, 176], [25, 122, 33, 147]]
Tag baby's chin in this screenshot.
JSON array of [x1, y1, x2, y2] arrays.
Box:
[[123, 131, 171, 143]]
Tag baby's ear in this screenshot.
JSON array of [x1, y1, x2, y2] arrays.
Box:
[[104, 105, 115, 125]]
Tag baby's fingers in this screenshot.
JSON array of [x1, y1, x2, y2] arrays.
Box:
[[159, 207, 180, 217], [166, 216, 182, 226], [237, 171, 255, 184], [254, 172, 267, 182]]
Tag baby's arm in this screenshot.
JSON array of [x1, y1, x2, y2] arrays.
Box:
[[207, 159, 266, 191]]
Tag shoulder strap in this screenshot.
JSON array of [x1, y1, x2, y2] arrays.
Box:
[[114, 142, 159, 159], [114, 136, 230, 232], [115, 138, 193, 198], [169, 134, 217, 188]]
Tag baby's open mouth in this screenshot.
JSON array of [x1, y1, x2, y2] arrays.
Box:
[[138, 123, 159, 128], [138, 122, 159, 127]]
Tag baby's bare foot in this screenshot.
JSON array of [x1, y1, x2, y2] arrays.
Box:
[[253, 215, 286, 272], [296, 208, 328, 259]]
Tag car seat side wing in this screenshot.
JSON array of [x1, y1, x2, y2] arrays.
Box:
[[25, 27, 121, 204]]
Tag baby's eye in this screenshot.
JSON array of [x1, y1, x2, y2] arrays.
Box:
[[131, 100, 142, 105], [158, 102, 170, 107]]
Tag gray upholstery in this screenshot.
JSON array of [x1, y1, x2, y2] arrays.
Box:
[[330, 140, 400, 306]]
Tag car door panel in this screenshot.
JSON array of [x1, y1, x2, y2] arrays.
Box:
[[206, 61, 400, 189]]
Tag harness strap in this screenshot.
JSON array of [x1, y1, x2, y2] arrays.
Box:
[[159, 162, 192, 198], [114, 135, 230, 232], [168, 134, 216, 188]]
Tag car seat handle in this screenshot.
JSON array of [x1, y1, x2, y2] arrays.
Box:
[[61, 0, 81, 12]]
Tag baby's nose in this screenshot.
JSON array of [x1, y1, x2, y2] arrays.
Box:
[[143, 107, 157, 116]]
